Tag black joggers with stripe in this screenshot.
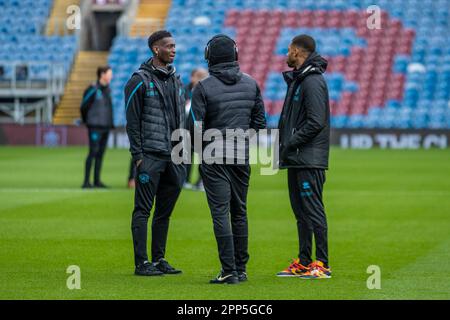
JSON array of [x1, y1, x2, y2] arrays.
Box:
[[200, 164, 250, 273], [131, 155, 185, 266], [84, 127, 109, 185], [288, 168, 329, 266]]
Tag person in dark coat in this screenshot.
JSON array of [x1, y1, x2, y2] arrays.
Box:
[[125, 30, 186, 277], [190, 35, 266, 284], [276, 35, 332, 279], [80, 65, 114, 189]]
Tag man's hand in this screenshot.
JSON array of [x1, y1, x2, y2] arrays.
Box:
[[136, 159, 143, 168]]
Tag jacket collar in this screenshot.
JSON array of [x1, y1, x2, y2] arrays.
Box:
[[140, 58, 176, 81], [282, 51, 328, 86]]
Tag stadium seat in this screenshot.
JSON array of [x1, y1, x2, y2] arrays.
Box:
[[0, 0, 77, 81], [106, 0, 450, 129]]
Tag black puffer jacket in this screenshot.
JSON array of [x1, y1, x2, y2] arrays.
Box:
[[190, 61, 266, 164], [278, 52, 330, 169], [125, 59, 185, 162], [80, 82, 113, 129]]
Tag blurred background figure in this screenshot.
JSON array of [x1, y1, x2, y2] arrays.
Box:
[[80, 66, 114, 189], [184, 67, 208, 191]]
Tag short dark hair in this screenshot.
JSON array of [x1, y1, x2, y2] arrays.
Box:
[[148, 30, 172, 53], [291, 35, 316, 53], [97, 65, 111, 80]]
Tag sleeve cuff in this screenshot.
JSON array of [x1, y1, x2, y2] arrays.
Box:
[[132, 153, 144, 163]]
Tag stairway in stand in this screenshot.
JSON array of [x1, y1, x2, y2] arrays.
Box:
[[130, 0, 171, 37], [53, 51, 109, 125]]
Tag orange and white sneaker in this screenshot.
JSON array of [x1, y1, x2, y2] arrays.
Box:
[[299, 261, 332, 279], [276, 259, 310, 277]]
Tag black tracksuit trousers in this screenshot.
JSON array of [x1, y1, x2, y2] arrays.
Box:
[[131, 155, 185, 266], [84, 127, 109, 185], [287, 168, 328, 266], [200, 164, 250, 273]]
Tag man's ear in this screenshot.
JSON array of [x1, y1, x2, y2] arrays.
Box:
[[298, 48, 309, 60], [292, 46, 300, 58]]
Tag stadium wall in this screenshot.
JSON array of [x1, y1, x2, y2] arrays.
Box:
[[0, 124, 448, 149]]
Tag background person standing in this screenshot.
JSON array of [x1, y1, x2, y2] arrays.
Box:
[[80, 65, 113, 189], [277, 35, 332, 279], [184, 67, 208, 191]]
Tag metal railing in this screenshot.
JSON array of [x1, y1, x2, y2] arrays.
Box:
[[0, 61, 66, 95], [0, 100, 50, 124], [0, 61, 67, 124]]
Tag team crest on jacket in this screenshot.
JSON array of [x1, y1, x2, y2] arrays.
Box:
[[146, 82, 158, 97]]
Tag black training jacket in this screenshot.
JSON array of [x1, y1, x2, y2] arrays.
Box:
[[189, 61, 266, 164], [278, 52, 331, 169], [125, 59, 185, 162], [80, 82, 114, 129]]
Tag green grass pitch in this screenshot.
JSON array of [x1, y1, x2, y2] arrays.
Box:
[[0, 146, 449, 300]]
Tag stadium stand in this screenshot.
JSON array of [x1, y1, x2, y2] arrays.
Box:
[[0, 0, 77, 123], [107, 0, 450, 129], [0, 0, 77, 79]]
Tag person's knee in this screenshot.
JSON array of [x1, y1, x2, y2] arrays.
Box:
[[89, 147, 100, 158], [94, 153, 103, 161], [212, 214, 230, 231], [132, 206, 151, 221], [230, 213, 247, 225], [87, 148, 97, 158], [152, 213, 171, 226], [311, 219, 327, 231]]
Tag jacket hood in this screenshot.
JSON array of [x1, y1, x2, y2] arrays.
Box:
[[209, 61, 242, 85], [283, 51, 328, 85], [139, 58, 176, 80]]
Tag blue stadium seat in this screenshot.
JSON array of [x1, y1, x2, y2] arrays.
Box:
[[0, 1, 77, 81], [106, 0, 450, 128]]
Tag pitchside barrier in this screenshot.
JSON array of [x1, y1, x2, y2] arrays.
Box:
[[0, 124, 448, 149]]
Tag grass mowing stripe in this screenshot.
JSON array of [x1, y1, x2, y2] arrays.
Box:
[[2, 189, 450, 196]]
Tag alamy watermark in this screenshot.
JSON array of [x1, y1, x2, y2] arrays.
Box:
[[367, 5, 382, 30], [366, 265, 381, 289], [169, 125, 280, 175], [66, 265, 81, 290], [66, 5, 81, 30]]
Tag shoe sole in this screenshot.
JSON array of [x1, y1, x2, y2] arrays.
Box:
[[210, 278, 239, 284], [299, 275, 332, 279], [163, 271, 182, 275], [134, 272, 164, 276], [276, 273, 305, 277]]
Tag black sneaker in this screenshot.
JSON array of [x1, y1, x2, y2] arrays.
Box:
[[135, 261, 164, 276], [154, 258, 182, 274], [210, 270, 239, 284], [94, 182, 108, 189], [237, 271, 248, 282], [81, 182, 92, 189]]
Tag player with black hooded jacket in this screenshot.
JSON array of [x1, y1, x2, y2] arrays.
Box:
[[276, 35, 332, 280], [190, 35, 266, 284], [124, 30, 186, 277]]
